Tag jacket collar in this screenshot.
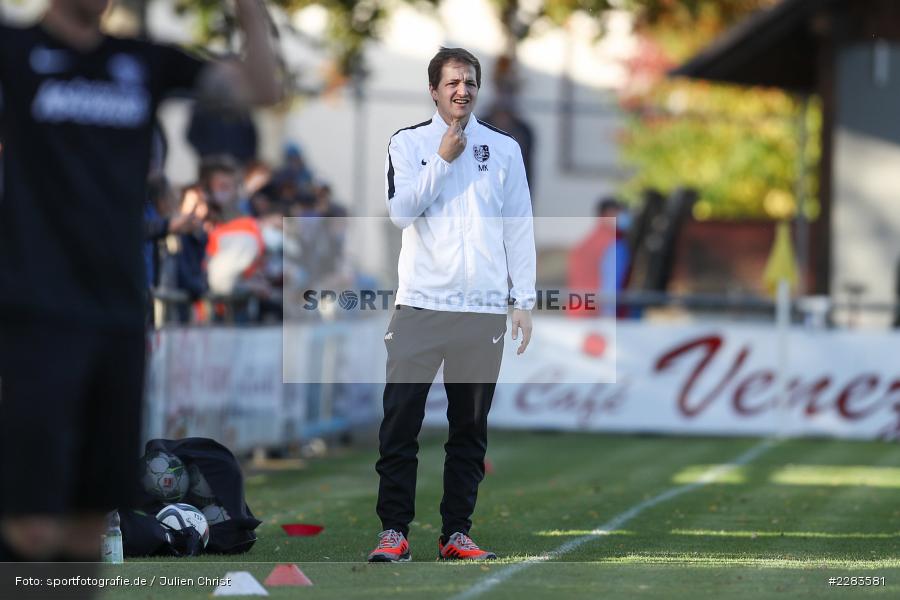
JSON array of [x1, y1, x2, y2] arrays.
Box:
[[431, 111, 479, 135]]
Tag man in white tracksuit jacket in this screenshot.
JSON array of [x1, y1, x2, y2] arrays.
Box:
[[368, 47, 536, 563]]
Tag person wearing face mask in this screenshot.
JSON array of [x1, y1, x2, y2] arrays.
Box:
[[599, 199, 633, 317], [196, 155, 267, 304], [200, 155, 243, 216], [567, 197, 633, 317]]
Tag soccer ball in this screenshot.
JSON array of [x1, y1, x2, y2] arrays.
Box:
[[156, 503, 210, 548], [141, 451, 189, 502], [201, 503, 231, 525], [186, 463, 217, 506]]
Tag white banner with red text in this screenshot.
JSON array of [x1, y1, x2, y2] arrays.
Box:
[[423, 318, 900, 441], [147, 318, 900, 448]]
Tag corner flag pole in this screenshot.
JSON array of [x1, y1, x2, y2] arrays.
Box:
[[764, 221, 798, 439]]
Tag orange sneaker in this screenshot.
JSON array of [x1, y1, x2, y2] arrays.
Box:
[[438, 532, 497, 560], [367, 529, 411, 562]]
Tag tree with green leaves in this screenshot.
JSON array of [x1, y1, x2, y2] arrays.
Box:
[[614, 0, 818, 220]]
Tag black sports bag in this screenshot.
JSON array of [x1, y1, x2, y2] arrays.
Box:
[[121, 437, 261, 556]]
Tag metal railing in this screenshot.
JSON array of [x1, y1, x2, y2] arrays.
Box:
[[151, 287, 900, 329]]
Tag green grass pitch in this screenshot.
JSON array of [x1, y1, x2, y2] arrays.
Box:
[[98, 431, 900, 599]]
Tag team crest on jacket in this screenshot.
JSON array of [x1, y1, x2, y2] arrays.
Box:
[[473, 145, 490, 163]]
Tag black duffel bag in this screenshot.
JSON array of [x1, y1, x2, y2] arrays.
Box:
[[121, 437, 261, 556]]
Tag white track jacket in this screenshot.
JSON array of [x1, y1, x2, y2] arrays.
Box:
[[385, 112, 537, 314]]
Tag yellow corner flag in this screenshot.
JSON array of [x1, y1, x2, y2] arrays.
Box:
[[763, 221, 798, 296]]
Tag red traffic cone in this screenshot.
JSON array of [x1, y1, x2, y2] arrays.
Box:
[[264, 564, 313, 587]]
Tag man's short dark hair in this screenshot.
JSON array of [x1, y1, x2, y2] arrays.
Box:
[[428, 47, 482, 90]]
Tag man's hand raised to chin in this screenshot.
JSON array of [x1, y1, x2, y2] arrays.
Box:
[[438, 118, 467, 163]]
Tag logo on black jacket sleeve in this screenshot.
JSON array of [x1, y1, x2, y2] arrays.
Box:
[[473, 145, 490, 162]]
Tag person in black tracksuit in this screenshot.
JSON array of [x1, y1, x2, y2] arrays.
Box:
[[368, 47, 536, 562], [0, 0, 279, 576]]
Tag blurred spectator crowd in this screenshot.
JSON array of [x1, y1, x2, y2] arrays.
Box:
[[145, 107, 350, 326]]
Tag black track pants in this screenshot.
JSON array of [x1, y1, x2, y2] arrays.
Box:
[[375, 306, 506, 538]]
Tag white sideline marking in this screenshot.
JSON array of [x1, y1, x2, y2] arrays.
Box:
[[449, 438, 777, 600]]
